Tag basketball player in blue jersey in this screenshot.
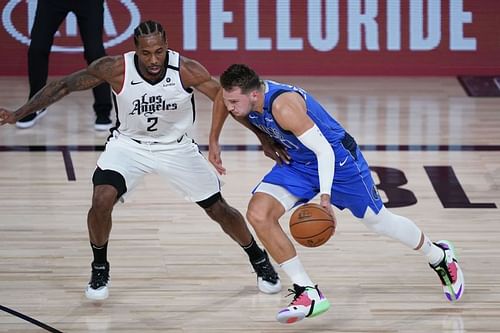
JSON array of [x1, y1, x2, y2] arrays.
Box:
[[209, 64, 464, 324], [0, 22, 282, 300]]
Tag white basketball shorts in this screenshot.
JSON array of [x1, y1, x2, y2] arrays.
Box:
[[96, 131, 220, 202]]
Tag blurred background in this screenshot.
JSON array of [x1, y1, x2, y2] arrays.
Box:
[[1, 0, 498, 77]]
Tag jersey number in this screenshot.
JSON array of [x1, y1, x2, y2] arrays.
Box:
[[147, 117, 158, 131]]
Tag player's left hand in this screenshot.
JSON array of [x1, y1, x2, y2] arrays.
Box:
[[260, 136, 290, 165], [208, 141, 227, 175], [0, 108, 16, 125]]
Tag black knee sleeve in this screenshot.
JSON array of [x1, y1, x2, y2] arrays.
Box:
[[196, 192, 222, 209], [92, 168, 127, 198]]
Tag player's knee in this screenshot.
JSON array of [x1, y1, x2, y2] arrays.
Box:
[[361, 206, 421, 248], [91, 168, 126, 211], [197, 192, 222, 209], [361, 206, 403, 236], [360, 206, 389, 232], [246, 206, 267, 229], [198, 192, 224, 219], [92, 168, 126, 196], [91, 186, 116, 215]]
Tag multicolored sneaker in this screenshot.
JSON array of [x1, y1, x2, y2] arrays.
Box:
[[276, 284, 330, 324], [251, 251, 282, 294], [85, 261, 110, 300], [430, 240, 464, 302]]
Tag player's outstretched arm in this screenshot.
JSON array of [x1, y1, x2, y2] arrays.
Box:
[[0, 69, 100, 124], [0, 56, 122, 125], [179, 56, 229, 174]]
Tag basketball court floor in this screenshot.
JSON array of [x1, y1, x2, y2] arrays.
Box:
[[0, 76, 499, 332]]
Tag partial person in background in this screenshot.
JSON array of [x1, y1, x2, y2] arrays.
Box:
[[209, 63, 465, 324], [17, 0, 112, 130]]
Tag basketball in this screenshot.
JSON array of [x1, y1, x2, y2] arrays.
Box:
[[289, 203, 336, 248]]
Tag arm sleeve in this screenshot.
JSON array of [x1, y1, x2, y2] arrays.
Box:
[[297, 125, 335, 195]]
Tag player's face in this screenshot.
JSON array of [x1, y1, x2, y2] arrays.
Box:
[[222, 87, 256, 117], [135, 33, 167, 78]]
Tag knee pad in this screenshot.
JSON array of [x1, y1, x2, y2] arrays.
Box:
[[92, 168, 127, 199], [196, 192, 222, 209], [361, 206, 391, 231], [360, 207, 421, 249]]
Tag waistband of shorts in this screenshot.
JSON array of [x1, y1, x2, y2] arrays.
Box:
[[129, 134, 184, 145], [111, 129, 187, 145]]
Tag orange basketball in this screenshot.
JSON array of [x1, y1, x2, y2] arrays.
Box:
[[289, 203, 336, 247]]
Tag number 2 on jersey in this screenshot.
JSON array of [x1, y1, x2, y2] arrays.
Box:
[[147, 117, 158, 131]]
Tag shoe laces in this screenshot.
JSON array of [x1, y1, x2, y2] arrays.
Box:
[[90, 262, 109, 289], [286, 284, 308, 305], [251, 253, 279, 284]]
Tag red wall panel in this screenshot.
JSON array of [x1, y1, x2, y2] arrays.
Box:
[[1, 0, 499, 76]]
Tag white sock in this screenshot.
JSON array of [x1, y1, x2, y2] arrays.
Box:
[[279, 256, 314, 287], [419, 234, 445, 266]]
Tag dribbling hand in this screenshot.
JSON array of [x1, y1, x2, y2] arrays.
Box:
[[319, 193, 336, 222], [0, 108, 16, 125]]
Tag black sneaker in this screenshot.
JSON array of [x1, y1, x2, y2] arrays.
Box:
[[94, 115, 112, 131], [85, 261, 110, 300], [251, 251, 282, 294], [15, 109, 47, 129]]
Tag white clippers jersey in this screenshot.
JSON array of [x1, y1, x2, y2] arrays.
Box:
[[113, 50, 195, 143]]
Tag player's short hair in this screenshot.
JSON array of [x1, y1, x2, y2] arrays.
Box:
[[220, 64, 261, 94], [133, 20, 166, 46]]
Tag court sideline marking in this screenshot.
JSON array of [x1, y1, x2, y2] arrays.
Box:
[[0, 304, 64, 333]]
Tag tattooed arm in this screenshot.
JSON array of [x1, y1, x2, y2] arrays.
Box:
[[0, 56, 123, 125]]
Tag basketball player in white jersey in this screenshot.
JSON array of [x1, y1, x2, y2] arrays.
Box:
[[0, 21, 282, 300]]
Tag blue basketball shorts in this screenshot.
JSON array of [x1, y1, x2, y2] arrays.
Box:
[[258, 146, 383, 218]]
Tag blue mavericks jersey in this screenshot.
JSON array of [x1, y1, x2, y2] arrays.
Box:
[[249, 80, 383, 218], [247, 80, 345, 164]]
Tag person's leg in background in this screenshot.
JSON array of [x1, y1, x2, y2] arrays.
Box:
[[17, 0, 69, 128], [75, 0, 112, 131]]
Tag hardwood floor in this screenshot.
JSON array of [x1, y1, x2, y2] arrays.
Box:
[[0, 76, 499, 332]]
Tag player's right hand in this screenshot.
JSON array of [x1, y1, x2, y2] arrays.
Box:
[[208, 141, 227, 175], [320, 193, 336, 222], [0, 108, 16, 125]]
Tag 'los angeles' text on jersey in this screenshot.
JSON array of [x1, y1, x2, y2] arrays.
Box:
[[129, 94, 178, 116]]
